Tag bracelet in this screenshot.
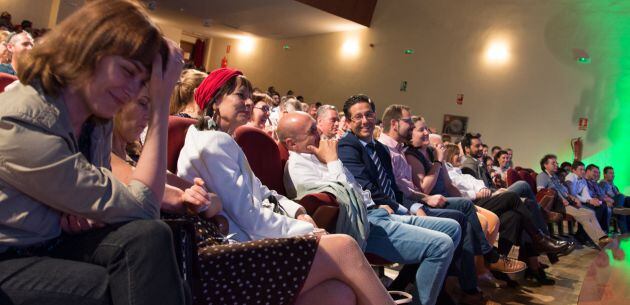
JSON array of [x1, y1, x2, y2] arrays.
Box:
[[433, 161, 442, 166]]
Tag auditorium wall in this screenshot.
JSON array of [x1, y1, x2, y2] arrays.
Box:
[[205, 0, 629, 192]]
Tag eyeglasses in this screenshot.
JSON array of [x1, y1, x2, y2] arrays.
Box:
[[254, 106, 270, 112], [350, 112, 376, 122]]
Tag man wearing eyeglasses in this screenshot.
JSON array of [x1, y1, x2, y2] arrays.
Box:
[[337, 94, 465, 305], [0, 31, 34, 76]]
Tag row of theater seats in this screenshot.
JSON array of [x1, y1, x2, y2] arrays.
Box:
[[505, 167, 576, 235], [166, 116, 394, 285]]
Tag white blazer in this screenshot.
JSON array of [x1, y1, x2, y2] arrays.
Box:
[[177, 126, 314, 242]]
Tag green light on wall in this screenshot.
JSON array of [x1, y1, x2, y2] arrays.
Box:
[[404, 49, 414, 54], [283, 45, 290, 50]]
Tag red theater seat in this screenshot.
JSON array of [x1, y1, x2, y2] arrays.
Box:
[[518, 170, 537, 193], [233, 125, 340, 230], [506, 168, 522, 186], [0, 72, 18, 93], [167, 116, 197, 173]]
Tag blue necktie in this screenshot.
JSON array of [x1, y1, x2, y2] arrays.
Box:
[[366, 142, 397, 201]]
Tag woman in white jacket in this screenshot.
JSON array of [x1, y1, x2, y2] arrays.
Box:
[[177, 68, 395, 305]]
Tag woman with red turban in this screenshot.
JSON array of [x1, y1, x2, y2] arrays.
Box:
[[177, 68, 395, 305]]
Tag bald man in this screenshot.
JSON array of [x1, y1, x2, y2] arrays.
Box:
[[279, 112, 463, 305]]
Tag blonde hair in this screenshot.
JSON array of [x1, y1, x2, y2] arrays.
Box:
[[0, 30, 10, 63], [18, 0, 167, 96], [169, 69, 207, 115], [443, 143, 461, 164], [252, 92, 273, 105]]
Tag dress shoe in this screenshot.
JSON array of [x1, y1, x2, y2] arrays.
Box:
[[613, 207, 630, 216], [488, 255, 527, 273], [546, 253, 559, 264], [558, 240, 576, 256], [525, 268, 555, 285], [532, 231, 569, 254]]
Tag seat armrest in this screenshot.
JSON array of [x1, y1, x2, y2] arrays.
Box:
[[298, 193, 339, 233]]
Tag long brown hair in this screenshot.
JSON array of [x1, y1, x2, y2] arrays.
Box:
[[169, 69, 207, 115], [18, 0, 167, 96]]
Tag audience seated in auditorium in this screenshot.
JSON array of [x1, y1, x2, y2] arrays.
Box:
[[492, 150, 510, 186], [336, 96, 474, 304], [0, 30, 10, 64], [246, 92, 272, 131], [505, 148, 514, 169], [537, 155, 612, 248], [481, 144, 489, 157], [585, 164, 630, 233], [600, 166, 630, 233], [0, 1, 188, 303], [176, 68, 397, 305], [397, 114, 524, 289], [169, 68, 207, 118], [566, 161, 610, 233], [316, 104, 341, 139], [280, 111, 461, 305], [490, 146, 501, 158], [0, 31, 33, 76], [459, 134, 572, 284]]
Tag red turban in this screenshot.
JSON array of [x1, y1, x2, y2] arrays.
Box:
[[194, 68, 243, 111]]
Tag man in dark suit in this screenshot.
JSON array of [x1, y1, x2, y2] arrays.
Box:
[[335, 95, 470, 305], [338, 95, 506, 304]]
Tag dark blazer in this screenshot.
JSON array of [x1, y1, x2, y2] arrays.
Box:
[[338, 132, 402, 211], [461, 156, 494, 190]]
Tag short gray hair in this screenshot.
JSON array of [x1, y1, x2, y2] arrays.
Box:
[[316, 104, 337, 120], [281, 97, 301, 113]]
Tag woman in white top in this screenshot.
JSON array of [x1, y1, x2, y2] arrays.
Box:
[[177, 68, 395, 305]]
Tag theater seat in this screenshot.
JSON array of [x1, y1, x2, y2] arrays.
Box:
[[0, 72, 18, 93], [506, 168, 522, 186], [234, 125, 340, 231], [167, 116, 197, 173], [536, 188, 576, 236], [518, 170, 537, 193]]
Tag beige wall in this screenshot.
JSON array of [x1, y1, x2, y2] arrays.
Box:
[[206, 0, 612, 172], [0, 0, 53, 29]]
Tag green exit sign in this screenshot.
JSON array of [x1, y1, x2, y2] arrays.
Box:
[[404, 49, 414, 54], [577, 57, 590, 64]]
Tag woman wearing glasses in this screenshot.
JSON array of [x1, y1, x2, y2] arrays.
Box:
[[247, 92, 272, 130]]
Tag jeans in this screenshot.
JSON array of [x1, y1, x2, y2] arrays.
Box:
[[584, 203, 610, 233], [508, 180, 537, 202], [423, 198, 490, 292], [365, 208, 460, 305], [0, 220, 187, 305], [613, 194, 629, 233]]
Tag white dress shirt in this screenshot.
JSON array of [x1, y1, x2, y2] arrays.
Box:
[[445, 163, 487, 200], [177, 126, 314, 242], [284, 151, 375, 208]]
